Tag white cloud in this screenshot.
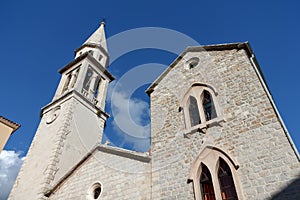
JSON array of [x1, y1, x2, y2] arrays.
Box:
[[0, 150, 24, 200], [111, 91, 150, 137], [105, 82, 151, 152]]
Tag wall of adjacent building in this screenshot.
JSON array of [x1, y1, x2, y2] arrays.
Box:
[[48, 149, 151, 200], [0, 122, 14, 152]]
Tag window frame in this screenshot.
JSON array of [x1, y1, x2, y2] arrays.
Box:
[[188, 146, 244, 200], [181, 83, 223, 134]]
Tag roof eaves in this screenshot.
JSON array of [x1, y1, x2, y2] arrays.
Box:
[[0, 116, 20, 133]]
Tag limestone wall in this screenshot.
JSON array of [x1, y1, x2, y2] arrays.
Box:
[[49, 148, 151, 200], [150, 48, 300, 199]]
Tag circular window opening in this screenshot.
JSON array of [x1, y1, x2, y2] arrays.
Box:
[[186, 57, 199, 69], [88, 182, 102, 200], [93, 186, 101, 199]]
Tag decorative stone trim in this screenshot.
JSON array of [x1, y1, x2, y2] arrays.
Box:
[[183, 116, 225, 138]]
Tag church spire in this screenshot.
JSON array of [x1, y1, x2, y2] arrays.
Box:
[[74, 21, 109, 67], [83, 21, 107, 52]]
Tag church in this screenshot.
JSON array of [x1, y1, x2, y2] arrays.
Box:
[[9, 22, 300, 199]]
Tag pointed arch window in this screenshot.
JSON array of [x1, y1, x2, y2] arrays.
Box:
[[188, 96, 201, 127], [200, 164, 216, 200], [188, 147, 242, 200], [202, 90, 217, 121], [218, 158, 238, 200], [182, 84, 220, 131]]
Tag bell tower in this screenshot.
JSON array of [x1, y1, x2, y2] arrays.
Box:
[[9, 22, 114, 200]]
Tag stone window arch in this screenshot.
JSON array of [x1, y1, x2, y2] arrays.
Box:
[[188, 146, 244, 200], [180, 83, 222, 133]]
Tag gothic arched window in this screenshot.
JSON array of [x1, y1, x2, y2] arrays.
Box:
[[200, 164, 216, 200], [181, 84, 220, 130], [189, 147, 242, 200], [202, 90, 217, 121], [218, 158, 238, 200], [188, 96, 201, 127]]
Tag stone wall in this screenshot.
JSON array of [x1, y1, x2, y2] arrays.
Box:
[[150, 48, 300, 199], [49, 148, 151, 200]]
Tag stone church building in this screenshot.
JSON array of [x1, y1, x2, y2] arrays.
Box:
[[9, 23, 300, 199]]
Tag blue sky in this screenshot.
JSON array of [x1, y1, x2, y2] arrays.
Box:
[[0, 0, 300, 197], [2, 0, 300, 154]]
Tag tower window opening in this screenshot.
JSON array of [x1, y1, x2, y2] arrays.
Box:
[[93, 77, 101, 98], [70, 68, 80, 89], [83, 69, 93, 90], [82, 68, 93, 97], [98, 54, 103, 62], [62, 73, 72, 94]]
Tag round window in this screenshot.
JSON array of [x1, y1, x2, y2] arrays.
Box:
[[87, 182, 102, 200], [186, 57, 199, 69]]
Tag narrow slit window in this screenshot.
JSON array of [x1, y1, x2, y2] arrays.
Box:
[[200, 164, 216, 200], [218, 158, 238, 200], [202, 90, 217, 121], [188, 96, 201, 127]]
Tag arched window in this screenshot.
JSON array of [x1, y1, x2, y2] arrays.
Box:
[[93, 77, 101, 98], [181, 84, 220, 130], [62, 73, 72, 94], [70, 68, 80, 89], [189, 147, 242, 200], [202, 90, 217, 121], [200, 164, 216, 200], [83, 68, 93, 91], [188, 96, 201, 127], [218, 158, 238, 200]]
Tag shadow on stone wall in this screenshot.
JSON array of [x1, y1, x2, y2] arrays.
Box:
[[271, 177, 300, 200]]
